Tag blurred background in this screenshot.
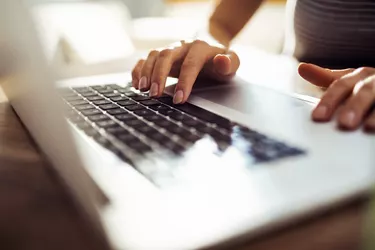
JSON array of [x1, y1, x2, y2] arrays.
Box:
[[27, 0, 286, 77]]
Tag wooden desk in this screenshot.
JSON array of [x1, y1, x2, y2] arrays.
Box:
[[0, 88, 369, 250]]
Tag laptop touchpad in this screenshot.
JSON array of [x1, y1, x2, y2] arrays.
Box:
[[191, 82, 312, 116]]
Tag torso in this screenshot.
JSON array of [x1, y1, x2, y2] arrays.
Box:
[[283, 0, 375, 68]]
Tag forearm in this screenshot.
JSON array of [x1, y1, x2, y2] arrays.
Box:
[[208, 0, 264, 46]]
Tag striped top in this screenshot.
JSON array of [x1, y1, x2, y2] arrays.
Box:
[[283, 0, 375, 68]]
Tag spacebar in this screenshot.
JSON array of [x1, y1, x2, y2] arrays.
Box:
[[158, 97, 230, 126]]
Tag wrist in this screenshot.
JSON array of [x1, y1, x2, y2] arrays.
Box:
[[194, 25, 230, 50]]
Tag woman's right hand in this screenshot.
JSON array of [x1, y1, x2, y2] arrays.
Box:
[[131, 40, 240, 104]]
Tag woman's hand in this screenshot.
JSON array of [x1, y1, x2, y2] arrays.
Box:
[[298, 63, 375, 132], [131, 40, 240, 104]]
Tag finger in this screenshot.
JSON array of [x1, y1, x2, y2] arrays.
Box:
[[298, 63, 354, 88], [203, 52, 240, 81], [139, 50, 159, 91], [174, 40, 225, 104], [131, 59, 145, 88], [337, 76, 375, 130], [149, 46, 187, 97], [312, 67, 375, 122], [364, 107, 375, 133]]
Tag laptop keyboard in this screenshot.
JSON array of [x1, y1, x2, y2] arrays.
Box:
[[60, 84, 304, 181]]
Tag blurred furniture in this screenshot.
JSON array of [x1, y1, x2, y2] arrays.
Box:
[[30, 0, 285, 79], [0, 44, 370, 250]]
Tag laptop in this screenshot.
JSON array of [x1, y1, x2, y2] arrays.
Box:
[[1, 1, 375, 249]]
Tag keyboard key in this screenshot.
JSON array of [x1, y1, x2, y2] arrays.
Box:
[[103, 92, 121, 98], [99, 103, 118, 110], [76, 121, 92, 130], [181, 118, 202, 127], [179, 133, 202, 143], [153, 119, 175, 128], [107, 108, 128, 116], [194, 124, 215, 134], [162, 140, 185, 154], [149, 104, 169, 112], [80, 91, 98, 97], [88, 114, 110, 122], [130, 141, 152, 154], [168, 111, 190, 122], [133, 110, 155, 117], [84, 128, 99, 137], [125, 119, 147, 128], [124, 104, 146, 111], [69, 115, 84, 124], [69, 100, 89, 106], [149, 131, 169, 143], [97, 89, 115, 94], [93, 134, 111, 148], [115, 114, 137, 121], [117, 100, 136, 106], [119, 90, 138, 97], [134, 125, 159, 135], [143, 115, 163, 122], [91, 85, 107, 91], [86, 96, 104, 101], [93, 99, 111, 105], [106, 126, 128, 135], [131, 95, 150, 101], [96, 120, 118, 128], [118, 133, 140, 144], [140, 100, 159, 106], [81, 109, 102, 116], [106, 84, 121, 89], [75, 104, 94, 111], [240, 130, 266, 142], [158, 109, 175, 116], [74, 87, 91, 93], [164, 124, 189, 135], [110, 96, 127, 102]]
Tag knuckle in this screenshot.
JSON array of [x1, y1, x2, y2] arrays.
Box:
[[192, 39, 208, 47], [356, 67, 374, 77], [148, 50, 159, 58], [332, 79, 353, 90], [360, 81, 374, 92], [135, 59, 145, 70], [159, 49, 173, 58]]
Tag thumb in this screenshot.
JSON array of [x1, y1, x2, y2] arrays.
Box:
[[212, 52, 240, 78], [298, 63, 354, 88]]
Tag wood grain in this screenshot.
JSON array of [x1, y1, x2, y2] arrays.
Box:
[[0, 93, 368, 250], [0, 101, 108, 250]]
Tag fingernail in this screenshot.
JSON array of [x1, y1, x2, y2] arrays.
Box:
[[149, 82, 159, 97], [139, 76, 148, 91], [313, 105, 328, 120], [173, 90, 184, 104], [341, 111, 356, 128]]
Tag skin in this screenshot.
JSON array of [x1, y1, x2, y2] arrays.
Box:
[[131, 0, 375, 132]]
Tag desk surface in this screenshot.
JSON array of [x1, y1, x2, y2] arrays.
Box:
[[0, 46, 370, 249]]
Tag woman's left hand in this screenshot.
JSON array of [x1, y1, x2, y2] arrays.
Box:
[[298, 63, 375, 132]]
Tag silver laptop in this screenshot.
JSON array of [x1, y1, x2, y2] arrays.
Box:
[[1, 1, 375, 249]]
